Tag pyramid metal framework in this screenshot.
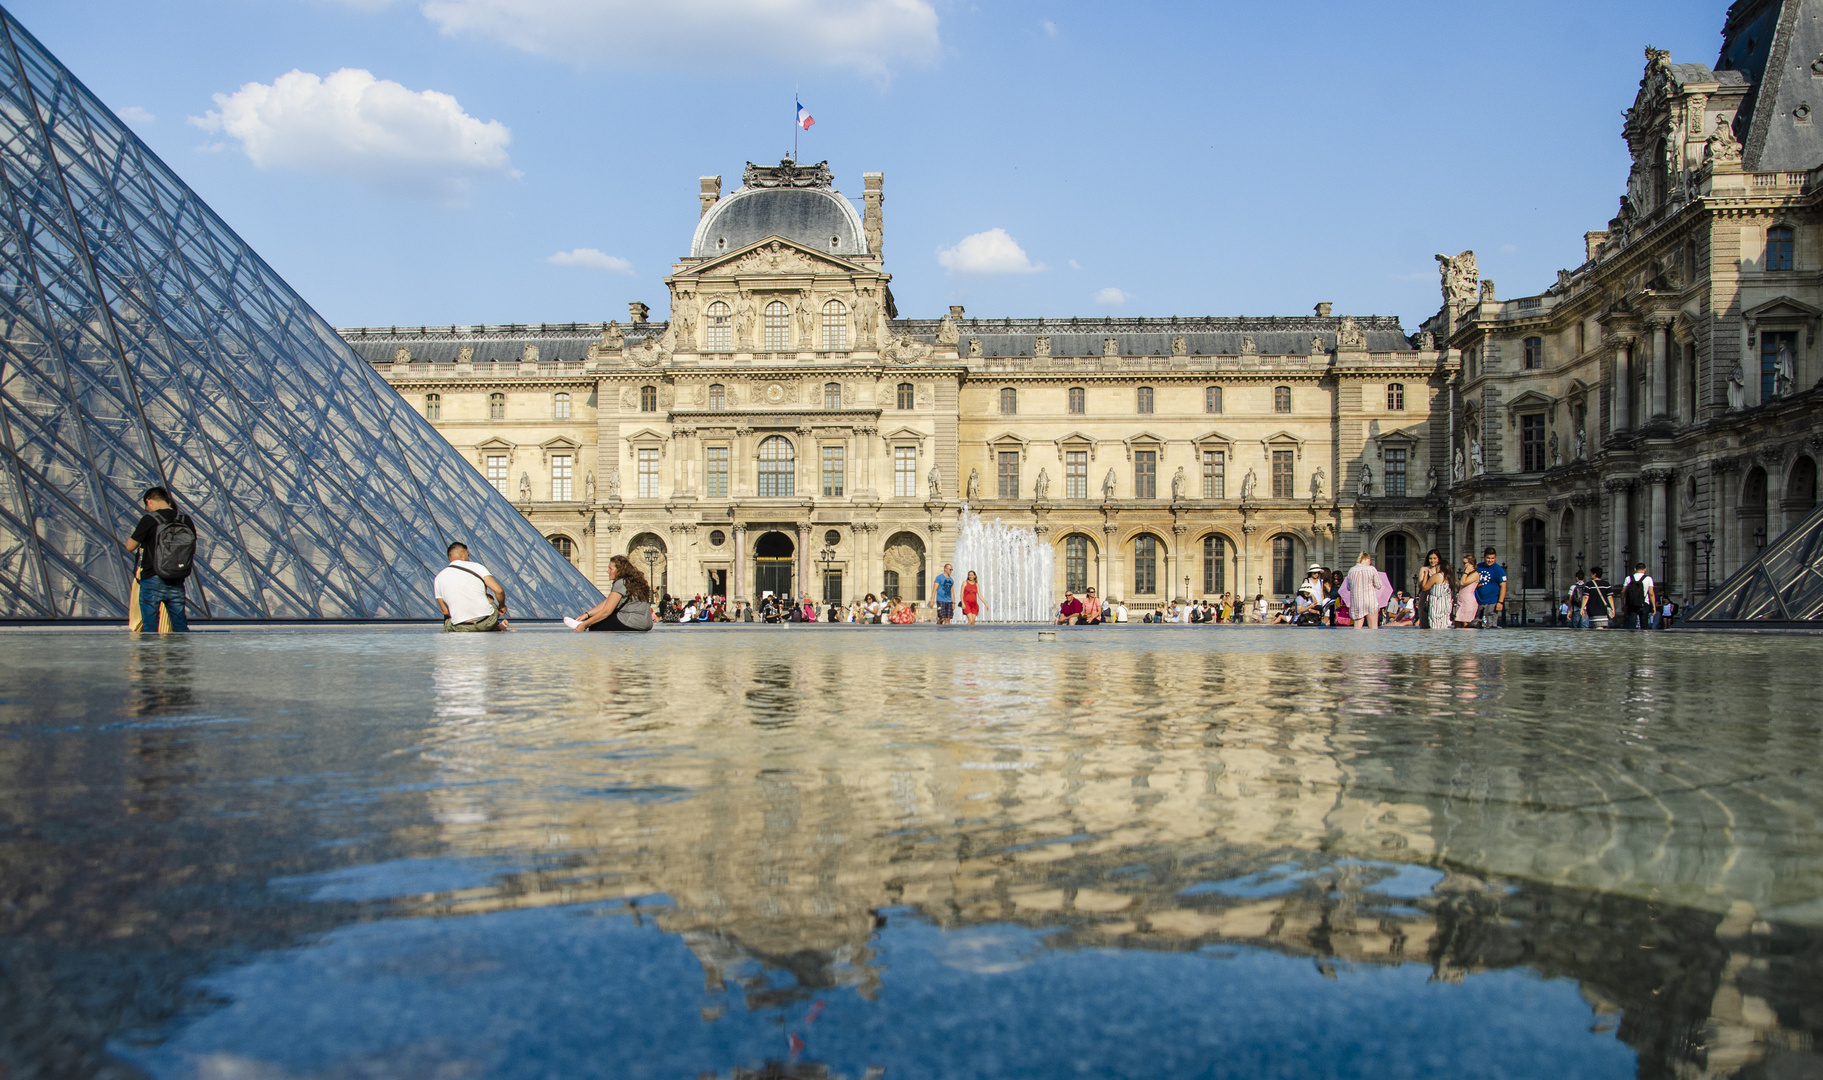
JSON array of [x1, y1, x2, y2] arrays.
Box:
[[1686, 500, 1823, 625], [0, 9, 594, 619]]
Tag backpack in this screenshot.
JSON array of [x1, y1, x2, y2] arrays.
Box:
[[1623, 574, 1648, 611], [151, 512, 196, 580]]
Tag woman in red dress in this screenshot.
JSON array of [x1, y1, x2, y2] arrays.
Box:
[[961, 570, 982, 624]]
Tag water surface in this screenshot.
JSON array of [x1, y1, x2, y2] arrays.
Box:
[[2, 627, 1819, 1079]]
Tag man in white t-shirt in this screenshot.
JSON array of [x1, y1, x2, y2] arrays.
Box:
[[1620, 562, 1656, 631], [434, 542, 508, 631]]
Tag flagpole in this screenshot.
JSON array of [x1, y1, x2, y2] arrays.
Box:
[[793, 83, 798, 162]]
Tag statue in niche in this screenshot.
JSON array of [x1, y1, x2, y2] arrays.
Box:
[[733, 298, 756, 347], [928, 465, 941, 499], [1470, 437, 1485, 476], [1240, 467, 1258, 501], [1170, 466, 1186, 500], [794, 295, 813, 343], [1453, 447, 1466, 483], [606, 467, 622, 500], [1310, 467, 1325, 500], [1426, 465, 1439, 494], [671, 302, 695, 346], [1240, 336, 1258, 355], [966, 467, 980, 500], [1358, 463, 1374, 497], [855, 291, 880, 344], [1102, 467, 1118, 500], [1435, 251, 1479, 308], [1727, 358, 1747, 410], [584, 472, 595, 503], [1775, 339, 1796, 398], [518, 472, 532, 503], [1035, 468, 1051, 501], [1575, 423, 1587, 460], [1550, 432, 1561, 467]]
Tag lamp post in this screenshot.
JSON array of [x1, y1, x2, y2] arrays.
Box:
[[818, 546, 836, 605], [643, 547, 660, 605], [1184, 574, 1191, 603], [1548, 554, 1558, 625], [1700, 533, 1715, 592], [1753, 525, 1767, 552], [1658, 539, 1670, 594], [1621, 545, 1631, 574], [1575, 550, 1584, 575]]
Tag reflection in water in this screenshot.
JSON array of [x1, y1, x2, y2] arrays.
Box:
[[0, 630, 1819, 1078]]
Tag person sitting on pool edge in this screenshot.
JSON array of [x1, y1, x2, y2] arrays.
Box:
[[567, 555, 655, 631], [1056, 591, 1084, 625]]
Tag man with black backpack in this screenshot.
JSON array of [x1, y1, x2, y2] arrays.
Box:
[[1620, 562, 1657, 631], [123, 486, 195, 633]]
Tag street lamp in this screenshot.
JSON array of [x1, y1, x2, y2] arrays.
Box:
[[1700, 533, 1715, 592], [818, 545, 836, 605], [1753, 525, 1767, 552], [643, 547, 660, 605], [1548, 554, 1558, 625], [1621, 545, 1631, 573], [1184, 574, 1191, 603], [1658, 539, 1670, 595]]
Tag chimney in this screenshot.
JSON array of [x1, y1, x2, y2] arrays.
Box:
[[862, 172, 884, 261], [949, 305, 965, 321], [1314, 302, 1333, 318], [629, 302, 649, 325], [699, 175, 721, 219]]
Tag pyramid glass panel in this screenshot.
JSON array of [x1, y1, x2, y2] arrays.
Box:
[[1687, 501, 1823, 625], [0, 10, 593, 619]]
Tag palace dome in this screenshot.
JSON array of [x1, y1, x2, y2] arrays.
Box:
[[690, 160, 867, 260]]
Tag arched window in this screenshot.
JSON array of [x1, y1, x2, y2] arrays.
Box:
[[704, 301, 732, 352], [1790, 457, 1818, 512], [1065, 535, 1090, 593], [1205, 386, 1222, 414], [1386, 383, 1405, 410], [1767, 225, 1795, 272], [1203, 534, 1226, 594], [1523, 337, 1544, 370], [1521, 519, 1546, 590], [1136, 386, 1154, 414], [1274, 386, 1292, 413], [1382, 533, 1409, 593], [1133, 534, 1158, 595], [1271, 535, 1296, 595], [757, 435, 795, 497], [763, 300, 790, 350], [897, 382, 915, 410], [708, 383, 725, 410], [1068, 386, 1085, 415], [1000, 387, 1017, 415], [824, 382, 841, 409], [554, 392, 571, 419], [547, 535, 574, 561], [423, 393, 440, 420], [821, 299, 848, 349], [488, 392, 505, 420]]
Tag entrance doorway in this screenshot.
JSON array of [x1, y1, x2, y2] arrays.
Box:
[[706, 569, 727, 599], [754, 531, 795, 600]]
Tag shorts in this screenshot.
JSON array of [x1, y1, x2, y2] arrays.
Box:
[[1588, 615, 1609, 629], [937, 601, 955, 620]]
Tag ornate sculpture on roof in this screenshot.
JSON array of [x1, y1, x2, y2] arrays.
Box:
[[1103, 336, 1120, 358], [1240, 336, 1258, 355], [1413, 330, 1435, 351], [1704, 115, 1742, 166], [967, 337, 982, 358], [741, 158, 833, 189], [457, 344, 474, 364], [1171, 336, 1187, 357], [1479, 280, 1497, 303], [393, 346, 410, 364], [1034, 335, 1051, 358], [935, 314, 958, 346], [1436, 251, 1479, 308], [733, 241, 818, 275], [1337, 318, 1366, 351], [630, 336, 667, 368], [522, 343, 539, 364], [882, 333, 932, 366], [1310, 335, 1326, 355], [601, 321, 624, 350]]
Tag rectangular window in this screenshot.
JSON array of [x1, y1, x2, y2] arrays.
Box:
[[1203, 534, 1225, 594], [1386, 383, 1405, 410], [1000, 387, 1017, 415], [1136, 386, 1154, 414], [1520, 414, 1546, 471], [640, 386, 657, 412], [824, 383, 841, 409], [897, 383, 915, 409], [1069, 387, 1085, 414], [551, 454, 573, 501], [554, 392, 571, 419], [997, 451, 1020, 499], [1762, 331, 1797, 400], [1523, 337, 1544, 370], [1133, 450, 1156, 499], [821, 445, 845, 497], [1202, 449, 1225, 499], [489, 392, 505, 420], [485, 454, 508, 494], [894, 446, 918, 497], [1767, 226, 1794, 272], [1271, 450, 1294, 499], [1205, 386, 1222, 414], [637, 447, 659, 498], [424, 393, 440, 420], [708, 384, 725, 410], [1065, 450, 1088, 500], [1384, 447, 1407, 496], [705, 445, 729, 498], [1274, 386, 1292, 413], [1134, 535, 1157, 595], [823, 571, 843, 603]]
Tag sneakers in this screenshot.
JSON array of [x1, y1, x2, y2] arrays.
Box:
[[563, 616, 581, 630]]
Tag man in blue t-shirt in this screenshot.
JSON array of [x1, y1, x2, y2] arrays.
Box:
[[1474, 547, 1507, 628], [934, 563, 955, 625]]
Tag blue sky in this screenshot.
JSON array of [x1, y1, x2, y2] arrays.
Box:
[[12, 0, 1725, 330]]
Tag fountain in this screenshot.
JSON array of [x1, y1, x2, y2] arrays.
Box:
[[950, 505, 1056, 622]]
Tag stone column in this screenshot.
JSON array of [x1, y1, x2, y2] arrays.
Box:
[[1648, 319, 1672, 419], [1645, 470, 1671, 579], [1612, 338, 1634, 433], [731, 524, 746, 601], [1105, 524, 1125, 602], [797, 522, 812, 602]]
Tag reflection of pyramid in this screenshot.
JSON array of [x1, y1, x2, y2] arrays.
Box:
[[0, 11, 591, 619], [1687, 501, 1823, 625]]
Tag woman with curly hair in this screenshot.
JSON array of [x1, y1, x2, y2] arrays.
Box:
[[568, 554, 655, 631]]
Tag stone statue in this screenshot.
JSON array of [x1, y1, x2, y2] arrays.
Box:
[[606, 467, 622, 500], [1549, 432, 1561, 467], [1775, 338, 1796, 398], [734, 298, 756, 348], [1727, 358, 1747, 410], [584, 472, 595, 502], [968, 337, 982, 358], [1103, 337, 1120, 358], [1102, 467, 1118, 500], [935, 314, 959, 347], [1171, 336, 1187, 357], [1453, 447, 1466, 483], [1358, 463, 1373, 497], [1705, 115, 1742, 166], [1426, 465, 1439, 494], [517, 472, 532, 503], [1240, 336, 1258, 355], [1310, 335, 1326, 355], [854, 291, 880, 344], [457, 344, 474, 364], [393, 346, 410, 364], [1170, 466, 1186, 500], [1575, 424, 1587, 460], [1035, 468, 1051, 501], [1337, 318, 1366, 351], [1310, 468, 1325, 500], [1413, 331, 1435, 351], [928, 465, 941, 499], [1436, 251, 1479, 308], [1478, 280, 1497, 303], [966, 467, 980, 500], [1240, 468, 1258, 501], [1470, 438, 1485, 476], [794, 295, 813, 343], [601, 321, 624, 350], [671, 302, 695, 346], [1034, 335, 1051, 357]]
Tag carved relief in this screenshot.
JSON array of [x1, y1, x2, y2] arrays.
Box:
[[1034, 335, 1051, 358], [1337, 318, 1366, 351], [521, 343, 539, 364], [1240, 336, 1258, 355], [1171, 336, 1187, 357], [630, 336, 667, 368], [457, 344, 474, 363], [1704, 115, 1742, 165], [731, 240, 820, 276], [883, 334, 934, 366], [1436, 251, 1479, 308], [967, 337, 982, 358], [393, 346, 411, 364], [1103, 337, 1119, 358]]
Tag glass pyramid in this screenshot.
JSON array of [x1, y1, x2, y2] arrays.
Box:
[[1686, 501, 1823, 625], [0, 10, 593, 620]]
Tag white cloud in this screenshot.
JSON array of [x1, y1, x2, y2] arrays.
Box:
[[117, 105, 156, 125], [1041, 19, 1059, 35], [189, 68, 514, 205], [548, 248, 633, 274], [1095, 287, 1130, 306], [1067, 258, 1082, 270], [419, 0, 939, 77], [937, 228, 1043, 275]]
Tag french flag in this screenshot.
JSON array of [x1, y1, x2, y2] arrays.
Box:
[[796, 101, 815, 131]]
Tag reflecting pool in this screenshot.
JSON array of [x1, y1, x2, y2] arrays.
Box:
[[2, 627, 1820, 1079]]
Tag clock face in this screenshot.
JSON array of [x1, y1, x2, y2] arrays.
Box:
[[766, 384, 785, 404]]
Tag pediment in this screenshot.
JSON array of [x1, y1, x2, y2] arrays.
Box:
[[1505, 390, 1557, 413], [1743, 296, 1822, 322], [1375, 428, 1420, 448], [475, 436, 516, 453], [882, 425, 926, 445], [1192, 429, 1238, 448], [682, 236, 868, 279], [623, 427, 669, 446], [539, 435, 581, 464], [1052, 430, 1098, 459], [988, 430, 1029, 449]]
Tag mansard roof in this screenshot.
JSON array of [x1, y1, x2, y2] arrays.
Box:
[[901, 316, 1416, 360], [339, 323, 660, 366]]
